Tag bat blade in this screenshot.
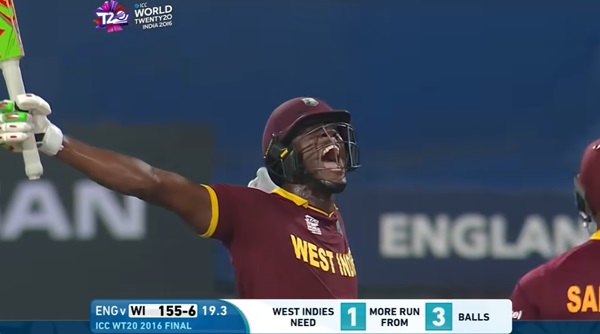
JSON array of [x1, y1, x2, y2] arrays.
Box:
[[0, 0, 24, 61], [0, 0, 43, 180]]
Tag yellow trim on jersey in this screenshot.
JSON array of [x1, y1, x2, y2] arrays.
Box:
[[591, 230, 600, 241], [272, 187, 337, 217], [200, 185, 219, 238]]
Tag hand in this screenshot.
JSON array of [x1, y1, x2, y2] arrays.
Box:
[[0, 94, 63, 155], [248, 167, 278, 193]]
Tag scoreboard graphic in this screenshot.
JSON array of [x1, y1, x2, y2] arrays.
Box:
[[90, 299, 512, 333]]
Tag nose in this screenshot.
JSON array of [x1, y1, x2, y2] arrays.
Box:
[[320, 129, 342, 143]]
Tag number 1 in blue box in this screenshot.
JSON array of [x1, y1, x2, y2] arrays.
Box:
[[425, 303, 452, 331], [340, 303, 366, 331]]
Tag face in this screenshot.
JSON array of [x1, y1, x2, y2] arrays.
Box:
[[291, 123, 348, 184]]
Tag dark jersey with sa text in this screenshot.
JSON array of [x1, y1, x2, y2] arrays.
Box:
[[200, 184, 358, 299], [510, 231, 600, 320]]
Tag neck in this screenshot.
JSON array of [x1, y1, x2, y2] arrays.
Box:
[[283, 183, 335, 213]]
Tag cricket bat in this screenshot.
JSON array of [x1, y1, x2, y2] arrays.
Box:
[[0, 0, 43, 180]]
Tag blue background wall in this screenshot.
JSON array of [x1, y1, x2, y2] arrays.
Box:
[[16, 0, 600, 189], [10, 0, 600, 295]]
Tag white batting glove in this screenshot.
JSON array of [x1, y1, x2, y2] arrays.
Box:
[[0, 94, 63, 156], [247, 167, 278, 193]]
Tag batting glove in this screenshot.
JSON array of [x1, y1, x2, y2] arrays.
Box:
[[0, 94, 63, 156], [247, 167, 278, 193]]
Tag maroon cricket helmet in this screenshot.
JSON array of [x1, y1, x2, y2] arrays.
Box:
[[262, 97, 360, 186]]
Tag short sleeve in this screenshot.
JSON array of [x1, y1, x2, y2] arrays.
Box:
[[510, 274, 541, 320], [201, 184, 257, 241]]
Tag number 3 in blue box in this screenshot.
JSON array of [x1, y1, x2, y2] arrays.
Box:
[[340, 303, 366, 331], [425, 303, 453, 331]]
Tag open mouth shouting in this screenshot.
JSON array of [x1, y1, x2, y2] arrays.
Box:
[[321, 143, 345, 171]]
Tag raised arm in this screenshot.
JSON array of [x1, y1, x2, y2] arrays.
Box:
[[0, 94, 213, 235], [57, 136, 213, 235]]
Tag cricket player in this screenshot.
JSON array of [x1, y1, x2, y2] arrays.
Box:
[[510, 139, 600, 320], [0, 94, 361, 298]]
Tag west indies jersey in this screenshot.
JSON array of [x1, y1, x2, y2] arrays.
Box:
[[511, 231, 600, 320], [201, 184, 358, 299]]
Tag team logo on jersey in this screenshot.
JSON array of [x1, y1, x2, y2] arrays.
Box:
[[301, 98, 319, 106], [305, 215, 322, 235]]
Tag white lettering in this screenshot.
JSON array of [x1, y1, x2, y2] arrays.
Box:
[[134, 5, 173, 18], [515, 215, 554, 258], [74, 180, 146, 240], [1, 181, 72, 240], [553, 214, 588, 252], [379, 213, 411, 257], [489, 214, 519, 258], [451, 213, 487, 259], [379, 212, 588, 259], [0, 180, 147, 241], [413, 214, 449, 258]]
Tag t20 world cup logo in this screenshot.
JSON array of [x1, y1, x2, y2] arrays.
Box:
[[94, 0, 129, 33]]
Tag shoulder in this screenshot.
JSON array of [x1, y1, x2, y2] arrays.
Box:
[[206, 184, 272, 201], [517, 240, 593, 288], [540, 240, 595, 274], [205, 184, 292, 213], [199, 184, 280, 241], [516, 262, 548, 291], [203, 183, 278, 216], [511, 260, 548, 317]]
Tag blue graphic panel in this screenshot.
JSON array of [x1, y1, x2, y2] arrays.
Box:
[[340, 303, 367, 331], [425, 303, 453, 331]]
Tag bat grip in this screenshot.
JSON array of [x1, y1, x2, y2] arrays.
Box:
[[0, 59, 43, 180]]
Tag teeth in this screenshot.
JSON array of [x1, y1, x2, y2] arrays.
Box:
[[322, 144, 337, 156]]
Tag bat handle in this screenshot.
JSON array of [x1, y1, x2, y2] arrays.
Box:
[[0, 59, 43, 180]]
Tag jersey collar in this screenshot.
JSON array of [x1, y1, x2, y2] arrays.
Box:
[[272, 187, 337, 217], [591, 230, 600, 241]]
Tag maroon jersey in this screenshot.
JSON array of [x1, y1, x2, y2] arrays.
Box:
[[510, 231, 600, 320], [201, 184, 358, 299]]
